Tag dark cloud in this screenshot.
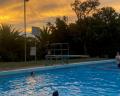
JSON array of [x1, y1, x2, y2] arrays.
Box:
[[29, 1, 67, 14], [40, 3, 62, 11], [0, 0, 15, 6], [0, 0, 8, 4], [0, 0, 22, 10]]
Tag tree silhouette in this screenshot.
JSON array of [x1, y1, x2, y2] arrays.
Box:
[[71, 0, 100, 54], [0, 24, 24, 61]]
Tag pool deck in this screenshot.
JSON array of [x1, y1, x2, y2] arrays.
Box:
[[0, 59, 115, 76]]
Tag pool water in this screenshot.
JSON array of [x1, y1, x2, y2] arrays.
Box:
[[0, 61, 120, 96]]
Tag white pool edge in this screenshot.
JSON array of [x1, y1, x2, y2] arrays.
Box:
[[0, 59, 115, 76]]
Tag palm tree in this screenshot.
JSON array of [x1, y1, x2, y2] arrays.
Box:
[[0, 24, 24, 61], [35, 26, 51, 59], [36, 26, 51, 44]]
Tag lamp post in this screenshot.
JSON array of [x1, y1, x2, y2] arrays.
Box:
[[24, 0, 28, 63]]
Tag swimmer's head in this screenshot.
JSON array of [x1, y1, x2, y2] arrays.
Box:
[[31, 72, 34, 76], [52, 90, 59, 96]]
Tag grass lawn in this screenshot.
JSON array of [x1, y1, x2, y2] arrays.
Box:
[[0, 58, 107, 71]]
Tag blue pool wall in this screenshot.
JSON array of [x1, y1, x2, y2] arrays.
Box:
[[0, 59, 115, 76]]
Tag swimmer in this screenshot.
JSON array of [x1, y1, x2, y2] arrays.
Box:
[[115, 52, 120, 68], [30, 71, 35, 76], [52, 90, 59, 96]]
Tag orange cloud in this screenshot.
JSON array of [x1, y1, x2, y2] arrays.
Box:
[[0, 0, 120, 32]]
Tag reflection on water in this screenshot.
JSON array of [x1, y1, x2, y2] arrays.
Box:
[[25, 73, 55, 96], [27, 76, 36, 84], [26, 76, 36, 95]]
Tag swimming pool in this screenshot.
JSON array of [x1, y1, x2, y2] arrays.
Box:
[[0, 59, 119, 96]]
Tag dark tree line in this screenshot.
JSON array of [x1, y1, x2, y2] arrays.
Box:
[[0, 0, 120, 61]]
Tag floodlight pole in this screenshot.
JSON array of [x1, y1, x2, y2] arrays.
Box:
[[24, 0, 27, 63], [35, 38, 37, 64]]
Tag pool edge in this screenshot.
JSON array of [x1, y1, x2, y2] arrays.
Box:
[[0, 59, 115, 76]]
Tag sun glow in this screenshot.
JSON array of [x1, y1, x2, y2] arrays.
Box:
[[0, 16, 11, 21]]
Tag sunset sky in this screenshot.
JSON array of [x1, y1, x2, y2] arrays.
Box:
[[0, 0, 120, 32]]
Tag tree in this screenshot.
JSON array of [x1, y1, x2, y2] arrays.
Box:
[[0, 24, 24, 61], [71, 0, 100, 21], [93, 7, 119, 24], [35, 26, 51, 59], [71, 0, 100, 54], [92, 7, 120, 57], [49, 17, 70, 43], [68, 23, 84, 54], [36, 26, 51, 44]]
